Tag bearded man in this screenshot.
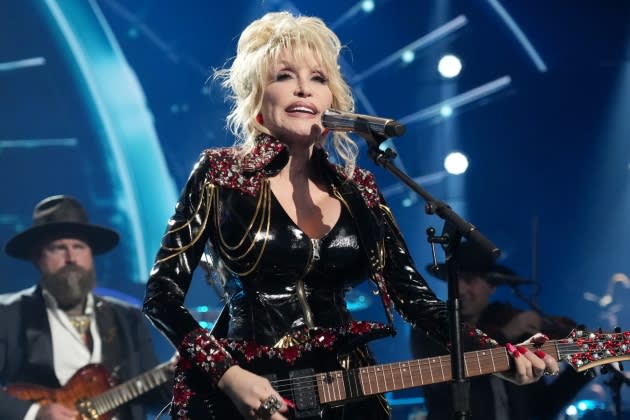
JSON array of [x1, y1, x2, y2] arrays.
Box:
[[0, 195, 172, 420]]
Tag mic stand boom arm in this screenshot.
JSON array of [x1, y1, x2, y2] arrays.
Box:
[[355, 121, 499, 420]]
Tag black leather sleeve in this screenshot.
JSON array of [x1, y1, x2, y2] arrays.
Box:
[[143, 152, 212, 346], [377, 198, 499, 350]]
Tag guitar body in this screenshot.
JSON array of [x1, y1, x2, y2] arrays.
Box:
[[174, 322, 397, 420], [5, 364, 115, 419], [179, 349, 345, 420]]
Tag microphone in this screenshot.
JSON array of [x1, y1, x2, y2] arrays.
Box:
[[322, 108, 406, 139], [486, 272, 537, 287]]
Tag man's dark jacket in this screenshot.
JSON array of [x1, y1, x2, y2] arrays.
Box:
[[0, 285, 171, 419]]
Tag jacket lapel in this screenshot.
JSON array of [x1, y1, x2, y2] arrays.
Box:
[[22, 286, 59, 387], [94, 297, 122, 374]]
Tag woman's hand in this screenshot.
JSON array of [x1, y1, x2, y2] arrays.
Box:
[[218, 365, 290, 419], [495, 333, 560, 385]]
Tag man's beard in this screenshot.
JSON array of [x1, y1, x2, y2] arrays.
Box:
[[40, 264, 96, 310]]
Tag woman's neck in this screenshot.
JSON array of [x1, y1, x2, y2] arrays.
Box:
[[278, 144, 316, 183]]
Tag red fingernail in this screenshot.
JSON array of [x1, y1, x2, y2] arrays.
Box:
[[516, 346, 528, 354], [506, 343, 520, 358], [534, 350, 546, 359], [283, 398, 296, 409]]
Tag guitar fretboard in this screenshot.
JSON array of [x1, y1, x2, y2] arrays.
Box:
[[317, 341, 557, 403], [89, 361, 171, 415]]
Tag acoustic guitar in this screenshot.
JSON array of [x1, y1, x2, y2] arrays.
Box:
[[4, 360, 172, 419]]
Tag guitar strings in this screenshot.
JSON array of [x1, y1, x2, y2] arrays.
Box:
[[262, 335, 626, 397], [87, 362, 171, 415]]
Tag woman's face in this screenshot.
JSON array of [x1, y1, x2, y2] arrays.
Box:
[[260, 48, 333, 146]]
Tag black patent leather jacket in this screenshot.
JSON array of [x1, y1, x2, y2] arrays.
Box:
[[143, 135, 486, 355]]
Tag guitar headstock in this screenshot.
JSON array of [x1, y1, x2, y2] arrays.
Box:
[[558, 329, 629, 372]]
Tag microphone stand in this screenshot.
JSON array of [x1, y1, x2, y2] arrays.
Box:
[[605, 362, 629, 420], [354, 122, 499, 420]]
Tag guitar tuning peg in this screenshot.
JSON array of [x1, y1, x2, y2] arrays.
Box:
[[619, 363, 624, 372], [600, 365, 609, 375], [614, 326, 621, 333], [587, 369, 598, 378]]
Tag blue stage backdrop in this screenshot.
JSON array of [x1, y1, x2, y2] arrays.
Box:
[[1, 1, 628, 418]]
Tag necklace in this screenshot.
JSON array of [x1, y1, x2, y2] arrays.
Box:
[[68, 315, 91, 335]]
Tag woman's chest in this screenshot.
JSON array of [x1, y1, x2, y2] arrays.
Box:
[[213, 187, 368, 288]]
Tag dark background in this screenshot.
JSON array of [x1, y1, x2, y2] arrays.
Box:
[[1, 1, 628, 418]]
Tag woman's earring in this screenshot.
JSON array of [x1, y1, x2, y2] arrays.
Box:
[[256, 113, 264, 125]]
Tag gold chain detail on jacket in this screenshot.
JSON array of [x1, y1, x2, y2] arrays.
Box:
[[156, 182, 215, 263], [377, 204, 398, 270], [214, 178, 272, 276]]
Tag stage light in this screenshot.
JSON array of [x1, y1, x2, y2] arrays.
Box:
[[399, 76, 512, 125], [438, 54, 462, 78], [0, 57, 46, 72], [401, 50, 415, 64], [564, 405, 578, 416], [444, 152, 468, 175], [361, 0, 375, 13], [402, 197, 414, 207], [440, 105, 453, 118]]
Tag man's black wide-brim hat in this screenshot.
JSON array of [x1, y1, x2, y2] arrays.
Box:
[[4, 195, 120, 260]]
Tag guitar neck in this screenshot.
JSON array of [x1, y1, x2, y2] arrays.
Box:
[[316, 341, 560, 404], [87, 361, 171, 416]]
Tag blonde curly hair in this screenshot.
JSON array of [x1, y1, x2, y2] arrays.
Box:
[[213, 11, 359, 176]]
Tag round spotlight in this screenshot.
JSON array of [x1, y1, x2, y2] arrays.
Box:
[[564, 405, 578, 416], [438, 54, 462, 78], [444, 152, 469, 175], [401, 50, 415, 64], [361, 0, 375, 13], [440, 105, 453, 118]]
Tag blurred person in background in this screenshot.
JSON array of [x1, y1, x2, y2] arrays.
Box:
[[0, 195, 173, 420], [410, 241, 592, 420]]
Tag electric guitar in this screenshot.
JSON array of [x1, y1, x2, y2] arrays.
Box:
[[4, 360, 172, 419], [173, 325, 629, 419]]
